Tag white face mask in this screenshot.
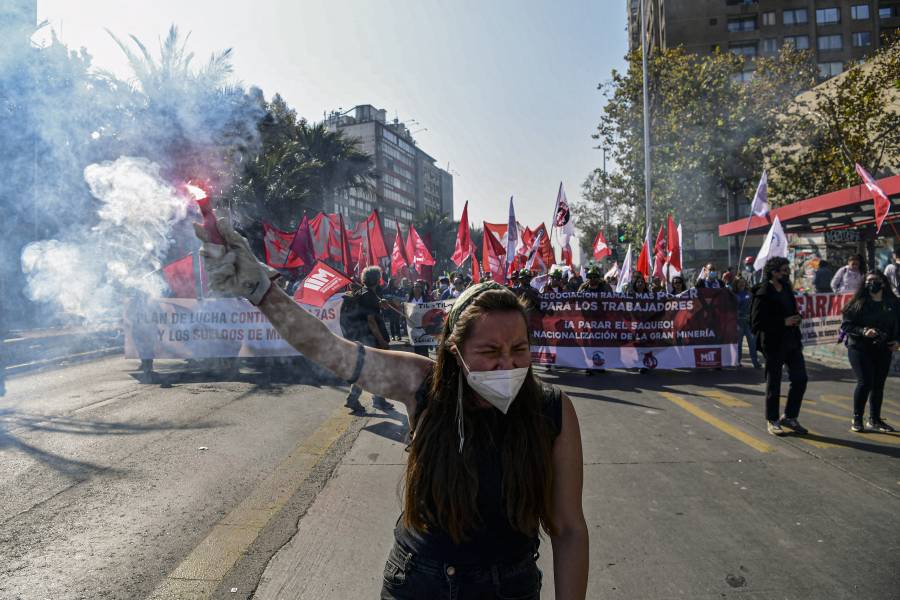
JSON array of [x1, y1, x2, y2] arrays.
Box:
[[457, 353, 529, 415]]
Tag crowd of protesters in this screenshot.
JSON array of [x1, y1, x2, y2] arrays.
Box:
[[282, 244, 899, 434]]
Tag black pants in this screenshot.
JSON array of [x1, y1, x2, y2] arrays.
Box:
[[764, 345, 808, 422], [847, 346, 892, 420], [387, 311, 404, 339], [381, 542, 541, 600]]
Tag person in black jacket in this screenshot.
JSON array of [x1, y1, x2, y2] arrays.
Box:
[[750, 257, 809, 436], [840, 270, 899, 433]]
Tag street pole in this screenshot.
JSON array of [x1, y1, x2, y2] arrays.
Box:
[[640, 0, 653, 247]]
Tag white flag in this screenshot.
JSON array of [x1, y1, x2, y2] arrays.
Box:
[[553, 182, 576, 246], [506, 196, 518, 267], [751, 171, 769, 217], [604, 261, 619, 279], [615, 245, 633, 293], [753, 216, 788, 271]]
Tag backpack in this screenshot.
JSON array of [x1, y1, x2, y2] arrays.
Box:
[[339, 289, 363, 340]]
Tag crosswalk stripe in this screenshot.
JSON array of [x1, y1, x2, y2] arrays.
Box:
[[659, 392, 774, 453], [694, 388, 752, 408]]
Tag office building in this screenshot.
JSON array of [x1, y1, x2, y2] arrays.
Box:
[[325, 105, 454, 232], [628, 1, 898, 80]]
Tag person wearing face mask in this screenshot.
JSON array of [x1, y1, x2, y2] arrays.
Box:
[[194, 220, 589, 600], [695, 264, 725, 289], [840, 271, 899, 433], [541, 268, 566, 293], [750, 257, 809, 437]]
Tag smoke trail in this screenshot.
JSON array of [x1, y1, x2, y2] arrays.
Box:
[[21, 157, 189, 322], [1, 20, 264, 327]]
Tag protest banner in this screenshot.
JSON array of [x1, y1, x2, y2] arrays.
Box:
[[124, 295, 343, 359], [794, 292, 853, 346], [529, 289, 738, 369], [404, 299, 455, 347]]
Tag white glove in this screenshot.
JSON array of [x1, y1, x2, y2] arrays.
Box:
[[194, 217, 277, 305]]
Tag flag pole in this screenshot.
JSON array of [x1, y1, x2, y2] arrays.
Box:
[[640, 0, 653, 250], [737, 212, 753, 267]]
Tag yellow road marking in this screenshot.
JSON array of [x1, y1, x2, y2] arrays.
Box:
[[694, 388, 752, 408], [802, 409, 900, 445], [147, 405, 356, 599], [803, 407, 848, 422], [659, 392, 774, 453], [795, 429, 842, 449], [820, 394, 900, 419]]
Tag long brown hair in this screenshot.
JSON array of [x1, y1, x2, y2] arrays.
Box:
[[402, 288, 556, 543]]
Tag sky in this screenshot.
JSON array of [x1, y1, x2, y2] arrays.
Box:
[[37, 0, 627, 261]]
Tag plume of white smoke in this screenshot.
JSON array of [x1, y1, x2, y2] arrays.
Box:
[[21, 157, 189, 322]]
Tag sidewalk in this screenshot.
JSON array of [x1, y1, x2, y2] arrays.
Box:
[[251, 397, 556, 599]]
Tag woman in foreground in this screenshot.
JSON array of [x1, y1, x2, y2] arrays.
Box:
[[195, 219, 589, 600]]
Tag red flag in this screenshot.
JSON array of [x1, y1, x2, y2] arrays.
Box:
[[592, 231, 611, 261], [290, 215, 316, 268], [470, 252, 481, 284], [636, 239, 651, 278], [365, 210, 389, 259], [339, 214, 353, 275], [855, 164, 892, 233], [263, 222, 303, 269], [390, 223, 409, 277], [533, 223, 555, 269], [481, 223, 508, 274], [293, 260, 351, 307], [162, 254, 197, 298], [652, 224, 666, 279], [452, 201, 473, 266], [484, 224, 508, 282], [405, 224, 435, 269], [666, 215, 681, 273]]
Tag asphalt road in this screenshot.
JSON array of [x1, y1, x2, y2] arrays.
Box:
[[0, 356, 352, 600], [1, 355, 898, 599]]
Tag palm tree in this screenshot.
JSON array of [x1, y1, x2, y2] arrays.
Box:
[[107, 25, 261, 192]]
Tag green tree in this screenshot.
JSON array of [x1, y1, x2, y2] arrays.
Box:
[[578, 46, 817, 243], [766, 40, 900, 205]]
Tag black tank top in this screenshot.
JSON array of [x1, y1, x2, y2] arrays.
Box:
[[394, 378, 563, 565]]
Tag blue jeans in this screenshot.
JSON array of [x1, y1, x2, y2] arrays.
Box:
[[737, 319, 760, 367], [380, 541, 542, 600]]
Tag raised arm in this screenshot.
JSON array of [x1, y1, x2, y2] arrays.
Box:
[[550, 392, 589, 600], [195, 219, 432, 411]]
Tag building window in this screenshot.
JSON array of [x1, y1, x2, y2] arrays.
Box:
[[851, 4, 870, 20], [761, 11, 776, 26], [852, 31, 873, 46], [879, 6, 898, 18], [817, 34, 843, 50], [816, 8, 841, 25], [730, 42, 758, 57], [784, 35, 810, 49], [761, 38, 778, 53], [727, 16, 758, 32], [818, 61, 843, 77], [784, 8, 809, 25]]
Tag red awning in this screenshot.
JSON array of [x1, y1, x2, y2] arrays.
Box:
[[719, 174, 900, 236]]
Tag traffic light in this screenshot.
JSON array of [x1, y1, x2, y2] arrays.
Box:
[[616, 225, 627, 244]]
